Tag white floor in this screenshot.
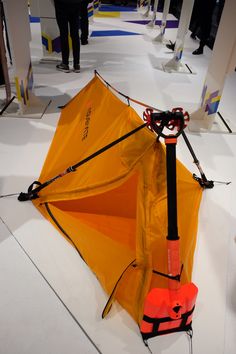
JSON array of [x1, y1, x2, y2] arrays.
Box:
[[0, 6, 236, 354]]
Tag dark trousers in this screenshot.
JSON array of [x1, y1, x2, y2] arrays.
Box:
[[0, 61, 4, 85], [191, 0, 216, 48], [79, 1, 89, 41], [55, 3, 80, 65]]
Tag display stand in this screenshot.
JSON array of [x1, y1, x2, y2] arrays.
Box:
[[189, 0, 236, 133], [142, 0, 151, 18], [30, 0, 60, 62], [162, 0, 194, 74], [2, 0, 50, 118], [137, 0, 146, 12], [87, 1, 95, 24], [93, 0, 100, 14], [154, 0, 170, 43], [0, 1, 12, 112], [29, 0, 40, 17], [147, 0, 159, 28]]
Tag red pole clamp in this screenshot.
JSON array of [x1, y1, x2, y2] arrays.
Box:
[[143, 108, 154, 131], [171, 107, 190, 129]]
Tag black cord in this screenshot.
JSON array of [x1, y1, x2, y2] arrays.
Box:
[[0, 193, 20, 198], [187, 329, 193, 354]]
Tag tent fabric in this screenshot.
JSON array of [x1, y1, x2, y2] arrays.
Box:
[[34, 74, 202, 325]]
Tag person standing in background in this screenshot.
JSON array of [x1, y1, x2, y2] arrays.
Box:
[[192, 0, 216, 55], [80, 0, 89, 45], [53, 0, 81, 73]]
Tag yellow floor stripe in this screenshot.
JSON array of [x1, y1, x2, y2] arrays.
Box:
[[94, 11, 120, 18]]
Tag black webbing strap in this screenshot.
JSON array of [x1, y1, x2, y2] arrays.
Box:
[[152, 264, 183, 282], [141, 306, 195, 340], [18, 122, 148, 202]]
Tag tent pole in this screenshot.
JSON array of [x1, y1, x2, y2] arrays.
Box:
[[165, 135, 181, 295], [181, 131, 214, 189]]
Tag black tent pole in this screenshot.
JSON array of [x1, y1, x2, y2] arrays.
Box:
[[149, 110, 185, 293], [165, 135, 182, 295], [166, 137, 179, 242], [181, 131, 214, 189]]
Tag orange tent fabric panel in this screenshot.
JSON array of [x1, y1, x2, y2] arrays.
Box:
[[36, 75, 156, 204]]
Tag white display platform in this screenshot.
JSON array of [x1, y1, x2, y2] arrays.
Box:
[[146, 0, 159, 28], [140, 0, 151, 18], [154, 0, 171, 43], [189, 0, 236, 133], [162, 0, 194, 74], [0, 6, 235, 354], [162, 60, 195, 74], [189, 108, 236, 134], [2, 0, 51, 118]]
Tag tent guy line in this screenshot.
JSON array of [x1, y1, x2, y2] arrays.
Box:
[[0, 73, 229, 202]]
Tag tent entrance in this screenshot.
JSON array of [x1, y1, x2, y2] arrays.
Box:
[[50, 172, 139, 252], [44, 172, 140, 298]]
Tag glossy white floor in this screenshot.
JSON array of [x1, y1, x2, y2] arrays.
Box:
[[0, 6, 236, 354]]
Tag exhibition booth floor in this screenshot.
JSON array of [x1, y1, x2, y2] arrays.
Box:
[[0, 6, 236, 354]]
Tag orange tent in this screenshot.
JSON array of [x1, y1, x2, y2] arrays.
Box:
[[30, 74, 202, 327]]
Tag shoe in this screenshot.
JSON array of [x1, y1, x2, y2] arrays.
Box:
[[73, 64, 80, 73], [56, 63, 70, 73], [192, 47, 203, 55], [166, 42, 175, 51], [81, 39, 88, 45]]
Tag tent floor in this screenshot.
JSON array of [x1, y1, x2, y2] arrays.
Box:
[[0, 5, 236, 354]]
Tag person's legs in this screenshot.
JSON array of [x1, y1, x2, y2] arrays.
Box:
[[192, 21, 211, 55], [80, 1, 89, 45], [68, 6, 80, 70], [192, 0, 216, 55], [55, 2, 70, 67], [192, 42, 204, 55], [190, 20, 199, 39], [189, 0, 201, 39]]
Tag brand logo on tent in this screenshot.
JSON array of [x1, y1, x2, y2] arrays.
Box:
[[82, 106, 92, 141]]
